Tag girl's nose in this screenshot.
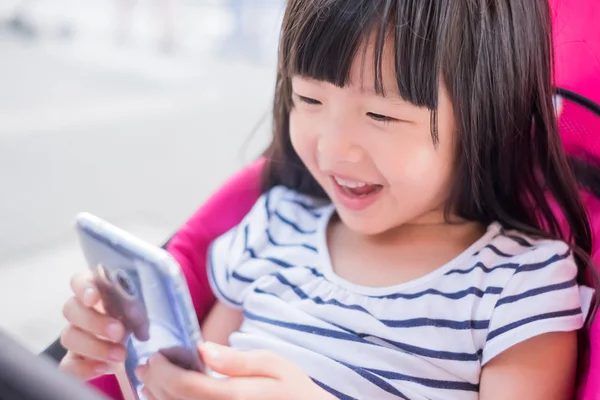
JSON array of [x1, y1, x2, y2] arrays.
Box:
[[317, 139, 363, 163], [317, 121, 364, 165]]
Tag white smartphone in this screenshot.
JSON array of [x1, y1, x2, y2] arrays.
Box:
[[75, 213, 208, 400]]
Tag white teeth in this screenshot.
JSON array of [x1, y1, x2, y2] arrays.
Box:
[[334, 176, 368, 188]]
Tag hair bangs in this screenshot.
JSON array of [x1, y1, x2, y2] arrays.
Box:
[[279, 0, 448, 113]]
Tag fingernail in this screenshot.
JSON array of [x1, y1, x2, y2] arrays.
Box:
[[203, 342, 220, 359], [106, 322, 123, 342], [83, 288, 96, 305], [110, 348, 126, 362]]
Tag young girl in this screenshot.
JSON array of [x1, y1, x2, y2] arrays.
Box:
[[59, 0, 597, 399]]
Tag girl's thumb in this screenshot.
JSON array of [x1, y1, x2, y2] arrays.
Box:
[[199, 342, 281, 379]]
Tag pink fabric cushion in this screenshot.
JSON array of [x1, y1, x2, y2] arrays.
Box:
[[550, 1, 600, 395], [87, 375, 123, 400], [551, 0, 600, 106]]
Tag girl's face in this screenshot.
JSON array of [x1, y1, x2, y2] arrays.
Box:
[[289, 38, 458, 236]]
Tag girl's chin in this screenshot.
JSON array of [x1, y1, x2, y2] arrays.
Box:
[[334, 209, 391, 237]]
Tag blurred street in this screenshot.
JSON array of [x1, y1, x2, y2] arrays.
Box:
[[0, 0, 283, 352]]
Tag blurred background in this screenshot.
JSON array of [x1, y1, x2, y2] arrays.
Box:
[[0, 0, 284, 352]]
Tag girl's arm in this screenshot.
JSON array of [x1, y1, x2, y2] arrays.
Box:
[[201, 302, 244, 346], [480, 331, 578, 399]]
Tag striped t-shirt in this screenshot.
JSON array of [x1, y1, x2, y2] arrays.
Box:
[[208, 186, 589, 400]]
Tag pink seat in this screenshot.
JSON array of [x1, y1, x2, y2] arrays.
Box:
[[551, 1, 600, 396], [556, 92, 600, 399]]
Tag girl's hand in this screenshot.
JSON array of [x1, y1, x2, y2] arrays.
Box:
[[135, 343, 335, 400], [59, 271, 127, 380]]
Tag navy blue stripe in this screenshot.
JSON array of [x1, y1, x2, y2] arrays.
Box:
[[515, 250, 571, 274], [243, 225, 256, 257], [304, 266, 325, 278], [274, 210, 317, 234], [243, 225, 296, 269], [265, 228, 318, 252], [207, 243, 241, 307], [244, 311, 481, 361], [325, 319, 483, 361], [231, 271, 254, 283], [365, 368, 479, 392], [285, 198, 323, 214], [312, 379, 357, 400], [339, 363, 409, 399], [244, 310, 365, 343], [445, 261, 519, 276], [445, 250, 570, 276], [313, 296, 383, 313], [254, 288, 279, 298], [495, 279, 578, 307], [263, 257, 295, 268], [487, 308, 582, 341], [379, 285, 503, 300], [379, 317, 489, 330], [264, 190, 272, 220], [504, 233, 534, 247], [474, 244, 514, 258], [272, 273, 309, 299], [350, 330, 482, 361], [314, 296, 489, 330]]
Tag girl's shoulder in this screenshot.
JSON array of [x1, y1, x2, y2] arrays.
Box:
[[477, 225, 588, 365], [445, 223, 573, 279], [492, 225, 572, 263]]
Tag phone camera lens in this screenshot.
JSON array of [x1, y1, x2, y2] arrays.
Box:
[[115, 271, 136, 297]]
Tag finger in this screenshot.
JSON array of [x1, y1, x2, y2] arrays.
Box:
[[70, 271, 99, 308], [60, 325, 127, 363], [62, 296, 125, 342], [200, 343, 293, 379], [137, 353, 228, 400], [59, 352, 111, 381]]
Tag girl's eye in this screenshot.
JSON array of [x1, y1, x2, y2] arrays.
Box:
[[367, 112, 398, 124], [297, 95, 322, 105]]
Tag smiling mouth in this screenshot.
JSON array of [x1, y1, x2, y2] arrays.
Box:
[[332, 176, 384, 197]]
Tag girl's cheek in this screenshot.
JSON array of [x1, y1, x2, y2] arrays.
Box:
[[290, 113, 314, 149], [290, 114, 322, 172]]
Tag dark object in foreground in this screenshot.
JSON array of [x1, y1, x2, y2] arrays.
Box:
[[0, 330, 109, 400]]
